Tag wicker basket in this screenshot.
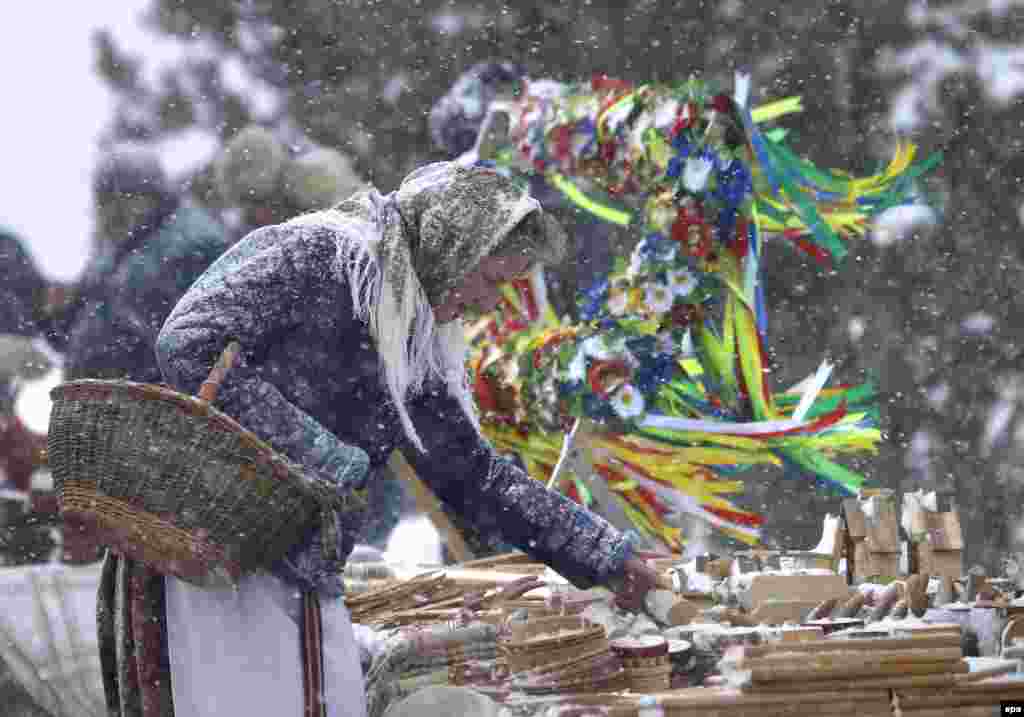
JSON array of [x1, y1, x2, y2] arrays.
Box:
[[502, 615, 608, 673], [47, 342, 338, 588]]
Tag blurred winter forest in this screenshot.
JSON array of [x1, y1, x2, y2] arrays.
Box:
[[94, 0, 1024, 572]]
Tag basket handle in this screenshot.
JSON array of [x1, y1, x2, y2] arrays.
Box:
[[198, 341, 242, 404]]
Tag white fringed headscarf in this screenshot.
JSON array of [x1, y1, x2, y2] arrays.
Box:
[[288, 162, 567, 452]]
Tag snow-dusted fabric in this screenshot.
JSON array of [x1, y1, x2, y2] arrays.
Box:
[[77, 202, 230, 717], [59, 202, 230, 383], [431, 72, 629, 321], [292, 164, 567, 452], [156, 169, 633, 590], [165, 573, 366, 717]]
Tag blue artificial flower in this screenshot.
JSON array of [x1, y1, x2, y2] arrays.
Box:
[[634, 354, 677, 394], [636, 232, 677, 264], [666, 136, 693, 179], [717, 206, 738, 244], [578, 277, 610, 321], [575, 118, 599, 159], [583, 393, 611, 420], [715, 158, 753, 211]]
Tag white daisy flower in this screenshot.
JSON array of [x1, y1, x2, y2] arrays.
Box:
[[648, 202, 677, 233], [567, 349, 588, 383], [582, 335, 613, 360], [644, 282, 674, 315], [611, 383, 646, 419], [653, 100, 679, 130], [683, 156, 714, 193], [668, 268, 699, 298]]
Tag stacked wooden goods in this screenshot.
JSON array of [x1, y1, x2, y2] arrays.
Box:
[[891, 669, 1024, 716], [610, 636, 673, 692], [844, 493, 901, 581], [577, 631, 969, 717], [346, 572, 464, 626], [345, 563, 552, 628], [503, 615, 628, 695], [642, 626, 1024, 717], [720, 629, 968, 692]]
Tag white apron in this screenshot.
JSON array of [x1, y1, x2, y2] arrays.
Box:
[[164, 573, 367, 717]]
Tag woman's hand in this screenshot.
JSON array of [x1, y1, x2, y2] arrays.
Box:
[[612, 557, 663, 612]]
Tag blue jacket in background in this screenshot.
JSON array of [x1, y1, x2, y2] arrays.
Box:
[[62, 203, 230, 384]]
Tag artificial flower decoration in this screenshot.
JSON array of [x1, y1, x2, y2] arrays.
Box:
[[463, 71, 939, 550], [643, 283, 675, 316], [668, 268, 699, 298], [611, 384, 646, 419]]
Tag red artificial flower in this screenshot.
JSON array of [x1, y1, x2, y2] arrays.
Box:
[[599, 141, 617, 163], [587, 359, 632, 399], [671, 102, 699, 136], [551, 125, 574, 163], [670, 207, 713, 258], [473, 363, 498, 413], [731, 218, 749, 259], [670, 302, 699, 328], [591, 74, 634, 94], [710, 94, 733, 114]]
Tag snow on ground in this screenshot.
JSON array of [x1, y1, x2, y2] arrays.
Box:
[[14, 367, 62, 436], [0, 562, 105, 717], [384, 515, 443, 566]]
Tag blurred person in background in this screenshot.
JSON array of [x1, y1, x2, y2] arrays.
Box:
[[46, 147, 231, 386], [214, 125, 367, 241], [0, 226, 50, 339], [0, 332, 50, 496], [33, 148, 231, 565], [0, 330, 54, 567], [0, 228, 59, 565]]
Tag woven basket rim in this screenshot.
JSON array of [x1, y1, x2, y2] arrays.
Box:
[[51, 379, 310, 487], [48, 378, 327, 584], [503, 629, 606, 653], [60, 490, 242, 586], [508, 615, 595, 642], [517, 645, 617, 679]]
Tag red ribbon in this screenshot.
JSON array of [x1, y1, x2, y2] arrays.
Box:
[[671, 207, 713, 257]]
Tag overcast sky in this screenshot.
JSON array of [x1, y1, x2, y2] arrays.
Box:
[[1, 3, 171, 282]]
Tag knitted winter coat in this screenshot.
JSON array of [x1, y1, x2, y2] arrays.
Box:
[[155, 193, 635, 590]]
